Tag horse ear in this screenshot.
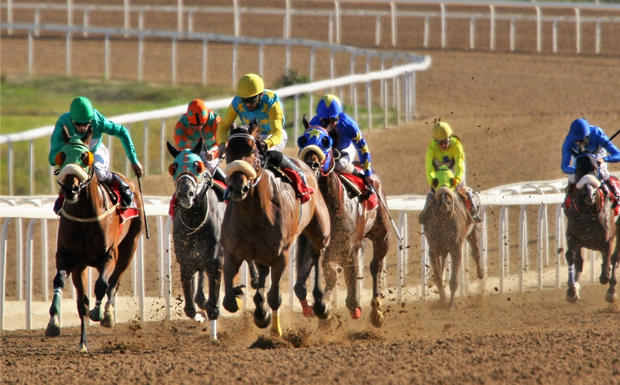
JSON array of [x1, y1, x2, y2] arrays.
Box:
[[166, 142, 180, 158], [191, 138, 203, 155], [431, 178, 439, 188], [61, 125, 71, 143], [302, 115, 310, 129], [81, 125, 93, 145]]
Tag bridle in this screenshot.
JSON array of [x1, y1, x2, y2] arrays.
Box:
[[228, 132, 265, 188], [175, 169, 212, 235]]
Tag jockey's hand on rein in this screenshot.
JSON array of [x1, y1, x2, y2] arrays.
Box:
[[131, 162, 144, 178]]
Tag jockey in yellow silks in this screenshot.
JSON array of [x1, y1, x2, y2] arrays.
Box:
[[418, 122, 482, 224], [216, 73, 312, 201]]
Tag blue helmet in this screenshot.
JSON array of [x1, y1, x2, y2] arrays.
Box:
[[316, 94, 342, 119], [569, 118, 591, 141]]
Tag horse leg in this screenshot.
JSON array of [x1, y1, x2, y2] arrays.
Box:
[[429, 249, 447, 304], [311, 249, 330, 320], [179, 264, 200, 321], [467, 222, 485, 279], [565, 242, 581, 303], [321, 258, 337, 310], [89, 252, 116, 323], [72, 267, 90, 353], [448, 245, 463, 309], [252, 263, 272, 329], [606, 250, 618, 303], [46, 249, 73, 338], [599, 241, 612, 285], [342, 248, 361, 320], [205, 249, 223, 322], [222, 251, 244, 313], [266, 253, 286, 337], [294, 234, 315, 317], [369, 238, 389, 328]]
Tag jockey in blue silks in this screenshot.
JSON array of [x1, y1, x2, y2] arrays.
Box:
[[309, 94, 373, 189], [561, 118, 620, 208]]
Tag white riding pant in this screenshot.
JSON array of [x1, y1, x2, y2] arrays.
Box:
[[90, 140, 112, 182], [334, 143, 357, 173], [262, 130, 288, 152], [199, 144, 220, 174]]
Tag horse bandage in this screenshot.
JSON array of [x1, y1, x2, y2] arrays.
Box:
[[225, 160, 257, 179]]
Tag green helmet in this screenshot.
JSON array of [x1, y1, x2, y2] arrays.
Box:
[[70, 97, 94, 123]]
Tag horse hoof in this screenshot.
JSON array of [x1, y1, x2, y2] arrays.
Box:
[[605, 291, 617, 303], [45, 318, 60, 337], [600, 276, 610, 285], [370, 310, 384, 328], [350, 307, 362, 320], [78, 343, 88, 353], [315, 303, 330, 320], [194, 312, 207, 323], [254, 311, 271, 329], [89, 308, 103, 322], [302, 304, 314, 317], [566, 286, 580, 303]]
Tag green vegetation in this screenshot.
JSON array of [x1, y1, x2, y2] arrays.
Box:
[[1, 75, 398, 195]]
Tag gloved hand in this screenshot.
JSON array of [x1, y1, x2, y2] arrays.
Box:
[[131, 162, 144, 178], [217, 143, 227, 159]]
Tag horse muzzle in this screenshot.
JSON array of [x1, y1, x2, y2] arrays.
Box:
[[227, 176, 250, 201]]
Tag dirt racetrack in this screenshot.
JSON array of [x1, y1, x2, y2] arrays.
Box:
[[3, 2, 620, 384]]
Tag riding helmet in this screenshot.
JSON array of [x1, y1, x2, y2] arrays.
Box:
[[187, 99, 208, 126], [70, 96, 94, 124], [316, 94, 342, 119], [569, 118, 591, 141], [237, 74, 265, 98], [432, 122, 452, 141]]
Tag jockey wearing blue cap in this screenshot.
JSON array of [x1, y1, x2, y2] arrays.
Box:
[[561, 118, 620, 207], [309, 94, 373, 188]]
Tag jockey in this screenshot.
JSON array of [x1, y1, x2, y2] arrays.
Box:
[[48, 96, 142, 208], [309, 94, 374, 191], [174, 99, 227, 183], [561, 118, 620, 208], [418, 121, 482, 224], [216, 73, 310, 199]]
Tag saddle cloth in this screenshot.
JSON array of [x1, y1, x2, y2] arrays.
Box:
[[337, 170, 378, 211], [268, 166, 315, 204], [564, 176, 620, 216], [53, 185, 139, 224]]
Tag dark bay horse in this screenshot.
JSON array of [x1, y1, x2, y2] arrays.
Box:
[[45, 126, 143, 352], [422, 166, 483, 308], [565, 153, 618, 303], [167, 140, 225, 337], [297, 119, 391, 327], [220, 121, 331, 337]]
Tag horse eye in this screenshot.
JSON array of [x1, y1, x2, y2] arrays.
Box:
[[321, 137, 331, 148], [297, 137, 307, 148]]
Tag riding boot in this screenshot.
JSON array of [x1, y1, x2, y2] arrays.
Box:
[[465, 189, 483, 223], [267, 151, 308, 185], [351, 168, 373, 199], [211, 167, 228, 202], [108, 173, 134, 208], [266, 151, 313, 202], [418, 192, 435, 225], [212, 166, 228, 184]]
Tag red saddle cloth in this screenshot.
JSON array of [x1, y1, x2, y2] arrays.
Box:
[[338, 172, 378, 211], [563, 182, 620, 216], [281, 168, 314, 204]]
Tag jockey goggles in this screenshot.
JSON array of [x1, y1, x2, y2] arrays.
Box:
[[320, 117, 339, 126], [72, 119, 92, 130], [240, 94, 261, 105], [435, 137, 450, 146]]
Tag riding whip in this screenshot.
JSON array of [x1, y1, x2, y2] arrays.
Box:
[[370, 185, 406, 250], [137, 176, 150, 239]]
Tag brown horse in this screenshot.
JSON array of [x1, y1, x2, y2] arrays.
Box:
[[565, 153, 618, 303], [220, 121, 331, 337], [421, 166, 484, 308], [45, 126, 143, 352], [297, 119, 391, 327]]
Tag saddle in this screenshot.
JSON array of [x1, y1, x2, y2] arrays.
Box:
[[267, 165, 314, 204], [336, 170, 378, 210]]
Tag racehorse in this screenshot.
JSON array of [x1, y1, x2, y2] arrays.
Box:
[[422, 165, 484, 308], [220, 120, 331, 337], [297, 118, 391, 327], [564, 153, 618, 303], [45, 125, 143, 352], [166, 140, 226, 336]]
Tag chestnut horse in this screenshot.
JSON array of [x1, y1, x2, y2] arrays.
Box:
[[220, 121, 331, 337], [297, 119, 391, 327], [564, 153, 618, 303], [45, 126, 143, 352], [422, 165, 484, 308], [166, 140, 225, 336]]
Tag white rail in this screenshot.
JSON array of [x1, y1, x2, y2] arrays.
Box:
[[1, 176, 582, 331], [3, 1, 620, 53]]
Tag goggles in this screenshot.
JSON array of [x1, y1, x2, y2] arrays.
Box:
[[435, 138, 450, 146], [72, 119, 92, 129], [320, 117, 339, 126], [240, 94, 261, 105]]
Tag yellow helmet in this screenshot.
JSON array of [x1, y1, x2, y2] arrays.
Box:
[[237, 73, 265, 98], [432, 122, 452, 141]]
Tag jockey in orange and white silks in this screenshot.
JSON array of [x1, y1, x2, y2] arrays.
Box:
[[48, 96, 142, 208], [174, 99, 227, 182], [561, 118, 620, 208], [419, 121, 482, 223]]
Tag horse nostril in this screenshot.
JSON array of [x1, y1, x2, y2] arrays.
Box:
[[188, 191, 194, 198], [242, 185, 250, 194], [72, 186, 79, 193]]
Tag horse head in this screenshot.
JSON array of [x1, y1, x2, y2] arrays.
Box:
[[54, 125, 95, 203], [571, 153, 603, 211], [297, 115, 334, 176], [167, 139, 207, 209], [431, 166, 458, 216], [224, 119, 263, 201]]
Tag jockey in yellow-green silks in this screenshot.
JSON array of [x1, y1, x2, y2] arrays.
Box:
[[216, 73, 313, 202], [418, 121, 482, 224], [48, 96, 143, 209]]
